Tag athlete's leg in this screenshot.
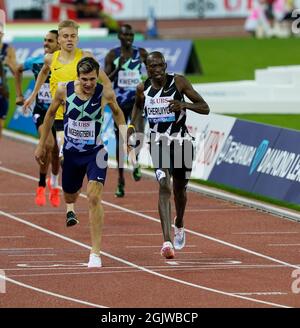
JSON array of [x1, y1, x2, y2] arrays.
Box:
[[62, 150, 85, 226], [87, 181, 104, 255], [37, 123, 55, 184], [0, 96, 9, 140], [157, 168, 172, 242], [0, 118, 4, 140], [173, 176, 189, 228]]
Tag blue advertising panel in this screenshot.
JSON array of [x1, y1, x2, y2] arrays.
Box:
[[14, 39, 193, 74], [208, 120, 281, 191], [252, 128, 300, 204], [7, 79, 38, 137]]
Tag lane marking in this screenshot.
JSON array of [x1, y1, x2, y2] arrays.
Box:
[[126, 245, 196, 248], [233, 292, 287, 296], [0, 209, 292, 308], [0, 248, 53, 251], [0, 236, 25, 239], [233, 232, 299, 235], [269, 244, 300, 247], [8, 254, 56, 257], [0, 271, 107, 308]]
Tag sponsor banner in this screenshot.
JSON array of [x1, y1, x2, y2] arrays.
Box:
[[252, 129, 300, 204], [137, 112, 236, 180], [4, 0, 254, 20], [14, 40, 193, 75], [8, 79, 38, 137], [186, 112, 236, 180], [208, 120, 281, 191]]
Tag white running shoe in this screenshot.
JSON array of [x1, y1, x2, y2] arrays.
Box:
[[160, 241, 175, 259], [174, 224, 185, 250], [87, 253, 102, 268]]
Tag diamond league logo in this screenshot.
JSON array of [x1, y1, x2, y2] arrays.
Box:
[[249, 139, 269, 175]]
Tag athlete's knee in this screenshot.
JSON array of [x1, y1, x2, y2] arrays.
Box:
[[87, 183, 103, 207], [173, 179, 188, 198]]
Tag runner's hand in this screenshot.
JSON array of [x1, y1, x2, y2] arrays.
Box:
[[16, 95, 24, 106], [168, 99, 184, 112], [23, 94, 35, 113], [34, 145, 46, 166]]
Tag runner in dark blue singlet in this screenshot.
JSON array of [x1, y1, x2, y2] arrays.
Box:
[[35, 57, 126, 268], [105, 24, 148, 197]]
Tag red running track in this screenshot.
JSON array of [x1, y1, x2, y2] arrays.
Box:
[[1, 136, 300, 308]]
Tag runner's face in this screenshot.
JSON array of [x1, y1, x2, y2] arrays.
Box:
[[146, 56, 167, 81], [58, 27, 78, 52], [79, 70, 98, 95], [119, 27, 134, 48], [44, 32, 59, 54]]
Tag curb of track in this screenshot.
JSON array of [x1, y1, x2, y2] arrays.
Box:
[[4, 129, 300, 223]]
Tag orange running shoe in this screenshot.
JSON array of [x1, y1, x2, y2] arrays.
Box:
[[35, 186, 46, 206], [50, 188, 60, 207], [47, 178, 60, 207]]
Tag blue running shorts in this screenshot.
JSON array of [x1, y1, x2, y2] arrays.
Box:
[[62, 146, 108, 194]]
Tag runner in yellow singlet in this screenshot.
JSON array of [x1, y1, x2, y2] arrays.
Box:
[[24, 20, 113, 157]]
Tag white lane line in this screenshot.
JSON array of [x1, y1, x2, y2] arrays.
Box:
[[0, 248, 53, 251], [233, 232, 299, 235], [233, 292, 287, 296], [103, 233, 161, 237], [0, 271, 106, 308], [8, 254, 56, 257], [268, 244, 300, 247], [0, 209, 291, 308], [126, 245, 197, 249], [0, 236, 25, 239]]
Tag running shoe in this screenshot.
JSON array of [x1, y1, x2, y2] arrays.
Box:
[[174, 223, 186, 250], [47, 178, 60, 207], [66, 211, 79, 227], [87, 253, 102, 268], [35, 186, 46, 206], [160, 241, 175, 259], [132, 164, 142, 181], [115, 183, 125, 198]]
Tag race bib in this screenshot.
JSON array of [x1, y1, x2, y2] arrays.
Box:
[[67, 118, 95, 143], [38, 83, 51, 103], [145, 96, 176, 123], [118, 70, 141, 88]]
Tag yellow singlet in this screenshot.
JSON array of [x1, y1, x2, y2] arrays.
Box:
[[50, 48, 83, 120]]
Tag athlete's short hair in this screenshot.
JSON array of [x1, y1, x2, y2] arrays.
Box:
[[49, 30, 58, 38], [77, 57, 100, 76], [58, 20, 79, 32]]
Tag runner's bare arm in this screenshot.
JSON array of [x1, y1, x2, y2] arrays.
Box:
[[169, 75, 210, 115], [4, 45, 17, 75], [15, 64, 25, 105], [23, 54, 52, 111], [104, 49, 120, 81], [129, 82, 145, 134], [35, 85, 66, 165], [103, 90, 126, 129]]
